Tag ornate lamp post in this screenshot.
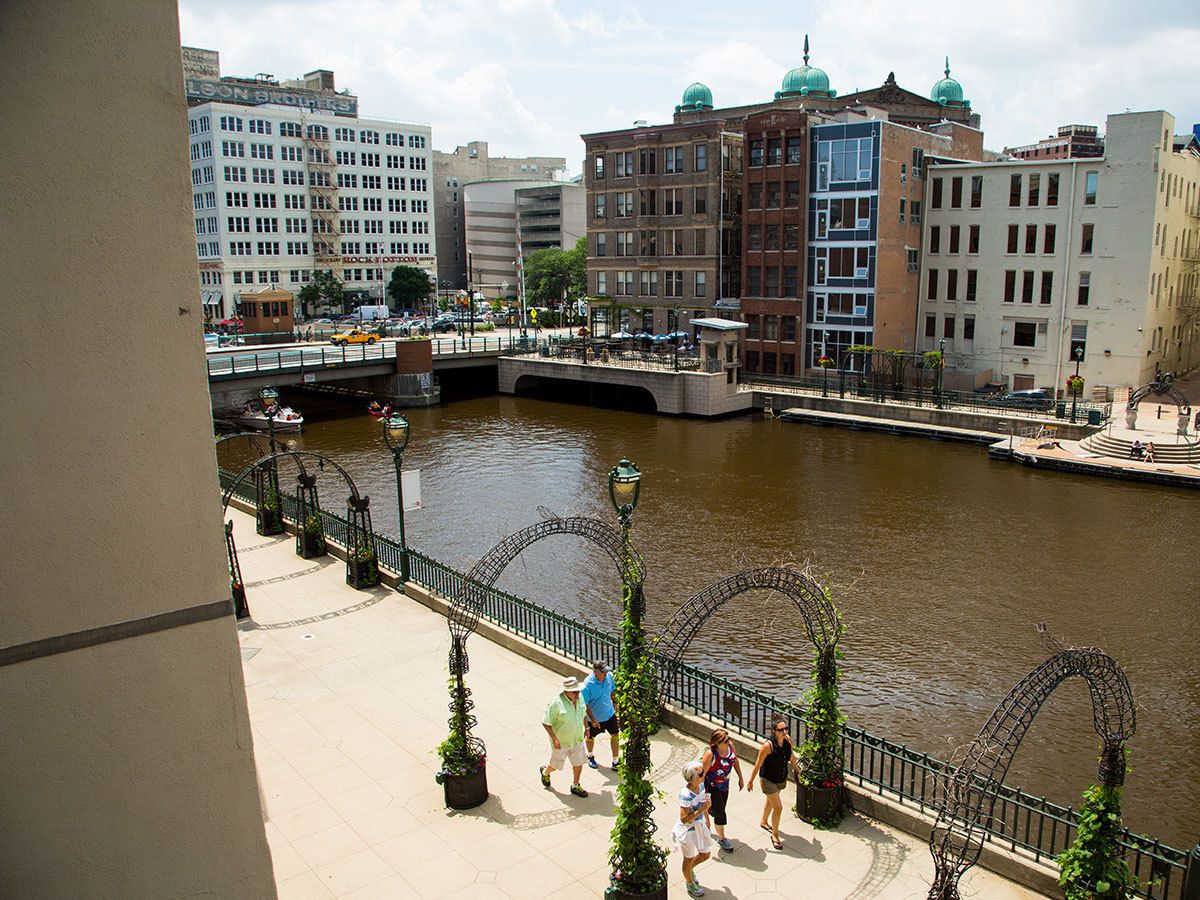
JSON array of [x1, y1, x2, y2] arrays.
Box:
[[254, 386, 284, 535], [1070, 345, 1084, 423], [668, 307, 681, 371], [937, 339, 946, 409], [260, 385, 280, 453], [381, 413, 411, 583]]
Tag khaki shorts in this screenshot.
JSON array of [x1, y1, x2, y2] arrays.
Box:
[[549, 741, 587, 769], [759, 778, 788, 795]]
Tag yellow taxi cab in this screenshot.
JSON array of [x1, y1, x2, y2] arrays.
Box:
[[329, 327, 379, 346]]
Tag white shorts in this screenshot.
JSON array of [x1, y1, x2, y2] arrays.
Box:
[[672, 820, 713, 859], [549, 741, 587, 769]]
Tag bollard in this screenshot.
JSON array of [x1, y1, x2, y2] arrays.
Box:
[[1182, 843, 1200, 900], [1157, 405, 1163, 419]]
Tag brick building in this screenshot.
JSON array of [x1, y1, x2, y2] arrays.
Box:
[[1004, 124, 1104, 161]]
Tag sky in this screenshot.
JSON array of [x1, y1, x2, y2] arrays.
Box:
[[179, 0, 1200, 173]]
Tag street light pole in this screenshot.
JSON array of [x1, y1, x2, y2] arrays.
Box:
[[260, 385, 280, 455], [381, 414, 411, 584], [670, 307, 680, 371], [1071, 345, 1083, 424], [937, 338, 946, 409]]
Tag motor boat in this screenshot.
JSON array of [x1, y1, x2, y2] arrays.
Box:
[[367, 401, 393, 418], [238, 402, 304, 433]]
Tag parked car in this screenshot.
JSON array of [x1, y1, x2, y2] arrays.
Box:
[[986, 389, 1053, 410], [329, 327, 379, 346]]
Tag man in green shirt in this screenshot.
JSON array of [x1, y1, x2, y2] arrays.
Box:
[[540, 676, 589, 797]]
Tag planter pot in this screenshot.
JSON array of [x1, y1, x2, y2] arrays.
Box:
[[256, 507, 283, 536], [796, 781, 844, 825], [347, 557, 379, 590], [604, 883, 667, 900], [231, 584, 249, 620], [439, 766, 488, 810], [297, 530, 326, 559]]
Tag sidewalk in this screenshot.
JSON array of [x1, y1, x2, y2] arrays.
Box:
[[231, 509, 1044, 899]]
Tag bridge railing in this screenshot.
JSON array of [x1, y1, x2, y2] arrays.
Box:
[[507, 341, 726, 374], [217, 466, 1193, 898], [207, 342, 396, 380]]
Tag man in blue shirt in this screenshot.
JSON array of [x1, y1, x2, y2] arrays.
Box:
[[582, 660, 620, 770]]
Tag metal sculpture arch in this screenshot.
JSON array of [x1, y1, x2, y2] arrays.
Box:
[[927, 636, 1136, 899], [442, 513, 643, 773], [1127, 379, 1191, 414]]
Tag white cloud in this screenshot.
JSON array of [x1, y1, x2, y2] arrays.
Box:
[[179, 0, 1200, 161]]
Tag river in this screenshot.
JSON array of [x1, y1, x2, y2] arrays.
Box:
[[214, 386, 1199, 849]]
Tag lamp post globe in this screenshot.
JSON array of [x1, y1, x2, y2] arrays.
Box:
[[1070, 345, 1084, 423], [382, 413, 411, 454], [260, 385, 279, 410], [381, 413, 412, 583], [608, 458, 641, 525]]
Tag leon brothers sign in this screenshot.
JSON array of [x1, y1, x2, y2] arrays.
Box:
[[186, 78, 357, 116]]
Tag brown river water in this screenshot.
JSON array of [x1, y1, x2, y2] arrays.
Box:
[[214, 385, 1198, 849]]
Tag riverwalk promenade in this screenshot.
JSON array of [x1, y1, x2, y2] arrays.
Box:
[[229, 508, 1042, 899]]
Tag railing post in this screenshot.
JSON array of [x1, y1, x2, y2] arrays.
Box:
[[1183, 843, 1200, 900]]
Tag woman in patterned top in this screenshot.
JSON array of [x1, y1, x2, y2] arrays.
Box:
[[700, 728, 744, 851]]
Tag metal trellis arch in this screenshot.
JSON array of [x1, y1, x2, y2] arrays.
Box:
[[927, 632, 1136, 900]]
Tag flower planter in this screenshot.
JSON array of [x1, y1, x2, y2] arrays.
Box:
[[297, 530, 326, 559], [604, 882, 667, 900], [346, 556, 379, 589], [437, 765, 488, 810], [796, 781, 844, 826], [231, 583, 249, 620], [256, 506, 283, 536]]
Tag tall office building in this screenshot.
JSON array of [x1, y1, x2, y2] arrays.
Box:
[[917, 110, 1200, 391], [433, 141, 567, 290]]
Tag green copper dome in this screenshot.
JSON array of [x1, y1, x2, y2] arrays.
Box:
[[676, 82, 714, 113], [775, 35, 836, 100], [931, 57, 969, 107]]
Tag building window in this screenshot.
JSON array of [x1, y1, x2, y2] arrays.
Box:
[[765, 225, 780, 251], [1078, 272, 1090, 306], [767, 138, 782, 165], [595, 193, 606, 218], [614, 151, 633, 177], [747, 224, 762, 252], [785, 180, 801, 208], [912, 147, 924, 176], [970, 175, 982, 208], [907, 248, 919, 272], [665, 270, 684, 297], [783, 266, 798, 295], [944, 315, 955, 339], [1027, 173, 1041, 206], [1025, 224, 1037, 254], [640, 270, 657, 296], [925, 315, 936, 338], [1040, 271, 1054, 304], [927, 269, 939, 300], [966, 269, 977, 302], [1084, 171, 1098, 205], [910, 200, 922, 224], [596, 233, 607, 257], [899, 199, 906, 223], [641, 189, 658, 216], [747, 266, 761, 295], [763, 314, 779, 339], [766, 182, 781, 209], [596, 271, 607, 294], [1070, 323, 1088, 360], [783, 223, 800, 251], [1046, 172, 1060, 206], [694, 189, 707, 214], [786, 136, 803, 164], [663, 188, 682, 215], [640, 148, 658, 175], [949, 225, 960, 254], [695, 271, 706, 298], [1081, 223, 1094, 255], [931, 177, 943, 209], [1009, 173, 1022, 207], [1013, 321, 1036, 347], [695, 144, 707, 172], [950, 176, 963, 209], [968, 224, 980, 254], [1007, 224, 1019, 254], [695, 229, 707, 255], [963, 316, 975, 340], [748, 183, 761, 209], [929, 226, 940, 254], [749, 140, 764, 167], [1021, 270, 1035, 303], [1004, 270, 1016, 302], [594, 155, 605, 179]]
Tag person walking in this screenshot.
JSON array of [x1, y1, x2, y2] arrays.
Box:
[[582, 660, 620, 770], [540, 676, 589, 797], [700, 728, 744, 851], [672, 761, 713, 897], [747, 716, 801, 849]]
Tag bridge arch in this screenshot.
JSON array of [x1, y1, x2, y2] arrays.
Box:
[[511, 371, 660, 413], [927, 636, 1136, 899], [442, 513, 644, 773]]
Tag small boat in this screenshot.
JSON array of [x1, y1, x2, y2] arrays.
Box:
[[367, 401, 393, 418], [238, 402, 304, 433]]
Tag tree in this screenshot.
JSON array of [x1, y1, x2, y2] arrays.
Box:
[[297, 269, 344, 316], [523, 237, 586, 305], [387, 265, 433, 308]]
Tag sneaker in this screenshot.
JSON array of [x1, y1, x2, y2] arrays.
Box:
[[687, 881, 705, 897], [539, 766, 551, 789], [611, 758, 621, 770], [717, 837, 734, 851], [570, 783, 589, 798], [587, 756, 599, 769]]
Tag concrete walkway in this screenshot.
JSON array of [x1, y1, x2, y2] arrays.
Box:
[[230, 509, 1045, 899]]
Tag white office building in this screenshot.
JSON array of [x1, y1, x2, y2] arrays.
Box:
[[187, 102, 435, 319], [918, 110, 1200, 394]]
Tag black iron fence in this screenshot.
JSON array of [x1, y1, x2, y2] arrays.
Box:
[[218, 468, 1193, 897]]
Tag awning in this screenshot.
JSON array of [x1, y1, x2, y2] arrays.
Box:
[[202, 292, 223, 306]]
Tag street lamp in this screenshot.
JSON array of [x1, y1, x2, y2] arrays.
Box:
[[381, 413, 411, 583], [937, 339, 946, 409], [1071, 344, 1084, 423], [668, 307, 681, 371], [822, 330, 831, 397], [260, 385, 280, 453], [608, 457, 641, 528]]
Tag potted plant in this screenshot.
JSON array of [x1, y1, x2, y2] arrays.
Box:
[[817, 355, 835, 368], [297, 512, 326, 559], [924, 350, 946, 370], [795, 618, 847, 828], [257, 483, 284, 536], [435, 673, 489, 809], [346, 542, 379, 589], [1066, 374, 1085, 395], [1057, 779, 1136, 899]]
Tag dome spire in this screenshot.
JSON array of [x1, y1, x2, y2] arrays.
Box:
[[944, 56, 951, 78], [804, 34, 810, 67]]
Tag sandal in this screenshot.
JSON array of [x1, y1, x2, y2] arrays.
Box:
[[759, 823, 771, 833], [771, 836, 783, 850]]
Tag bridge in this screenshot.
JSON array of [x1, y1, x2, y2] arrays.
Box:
[[205, 337, 511, 393]]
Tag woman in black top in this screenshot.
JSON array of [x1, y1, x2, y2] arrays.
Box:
[[747, 716, 801, 849]]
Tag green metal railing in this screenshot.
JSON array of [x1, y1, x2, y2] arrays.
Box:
[[218, 468, 1193, 898]]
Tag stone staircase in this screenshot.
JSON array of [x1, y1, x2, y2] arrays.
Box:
[[1080, 431, 1200, 463]]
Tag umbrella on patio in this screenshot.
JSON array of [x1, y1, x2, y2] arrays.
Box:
[[634, 331, 653, 339], [668, 330, 689, 339], [611, 330, 634, 339], [652, 334, 669, 342]]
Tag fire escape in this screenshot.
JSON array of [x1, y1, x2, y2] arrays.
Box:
[[303, 120, 341, 274]]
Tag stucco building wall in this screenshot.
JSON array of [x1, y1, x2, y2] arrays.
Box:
[[0, 2, 275, 896]]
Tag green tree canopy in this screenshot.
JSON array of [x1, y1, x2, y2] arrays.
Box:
[[297, 269, 344, 315], [387, 265, 433, 307], [523, 237, 586, 305]]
